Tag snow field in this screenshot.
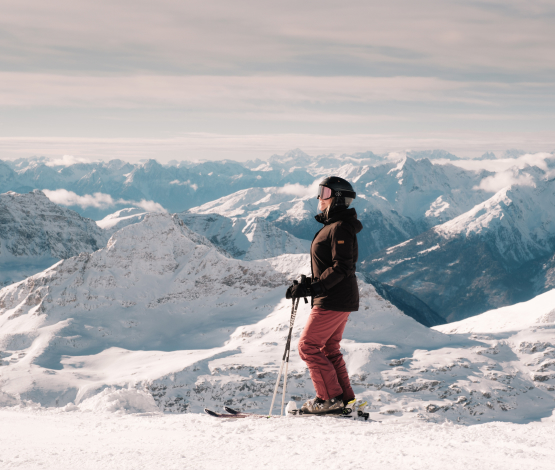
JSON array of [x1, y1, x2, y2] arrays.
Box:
[[1, 407, 554, 470]]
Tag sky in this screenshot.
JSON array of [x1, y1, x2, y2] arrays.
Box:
[[0, 0, 554, 162]]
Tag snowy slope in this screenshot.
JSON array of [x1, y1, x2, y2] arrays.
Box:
[[0, 213, 447, 409], [0, 190, 107, 286], [435, 289, 555, 335], [2, 213, 555, 424], [435, 176, 555, 263], [433, 290, 555, 401], [178, 212, 311, 260]]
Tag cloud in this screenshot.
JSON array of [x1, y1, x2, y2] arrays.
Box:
[[2, 0, 554, 76], [445, 152, 555, 173], [45, 154, 100, 167], [132, 199, 167, 212], [42, 189, 167, 213], [0, 73, 489, 109], [0, 1, 554, 150], [473, 171, 536, 193], [384, 151, 406, 161], [169, 180, 198, 190], [1, 134, 553, 163], [43, 189, 116, 208], [277, 181, 320, 198]]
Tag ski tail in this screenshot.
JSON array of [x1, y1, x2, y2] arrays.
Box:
[[204, 408, 247, 418], [224, 406, 258, 416], [204, 408, 221, 417], [223, 406, 242, 415]]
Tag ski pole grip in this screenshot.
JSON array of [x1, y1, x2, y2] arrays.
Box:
[[300, 275, 309, 303]]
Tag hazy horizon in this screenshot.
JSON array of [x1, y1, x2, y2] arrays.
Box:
[[1, 0, 554, 162]]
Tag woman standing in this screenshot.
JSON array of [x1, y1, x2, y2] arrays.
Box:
[[286, 176, 362, 414]]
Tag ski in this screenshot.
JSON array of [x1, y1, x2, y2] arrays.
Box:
[[206, 402, 379, 421], [223, 404, 375, 421]]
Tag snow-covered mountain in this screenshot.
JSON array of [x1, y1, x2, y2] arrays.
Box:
[[4, 152, 555, 326], [2, 212, 554, 424], [188, 186, 421, 259], [354, 156, 495, 229], [187, 157, 508, 258], [178, 213, 311, 260], [0, 190, 107, 286], [188, 187, 320, 240], [362, 177, 555, 321]]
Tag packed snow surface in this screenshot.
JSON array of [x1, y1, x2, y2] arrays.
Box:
[[0, 406, 554, 470]]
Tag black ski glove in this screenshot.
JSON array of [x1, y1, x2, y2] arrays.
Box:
[[309, 281, 325, 297], [285, 279, 326, 299], [286, 282, 309, 299]]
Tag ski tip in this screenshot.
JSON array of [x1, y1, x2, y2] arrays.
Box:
[[224, 406, 241, 415], [204, 408, 219, 417]]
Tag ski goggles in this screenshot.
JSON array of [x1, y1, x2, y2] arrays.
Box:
[[317, 185, 333, 200]]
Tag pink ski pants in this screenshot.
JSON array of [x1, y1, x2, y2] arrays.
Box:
[[298, 307, 355, 401]]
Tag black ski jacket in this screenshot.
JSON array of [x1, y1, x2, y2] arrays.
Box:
[[311, 207, 363, 312]]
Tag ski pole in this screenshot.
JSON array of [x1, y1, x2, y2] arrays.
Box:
[[280, 294, 309, 416], [280, 298, 297, 416], [268, 296, 298, 416], [269, 276, 308, 417]]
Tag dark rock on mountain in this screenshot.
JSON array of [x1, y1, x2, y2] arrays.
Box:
[[359, 273, 445, 327]]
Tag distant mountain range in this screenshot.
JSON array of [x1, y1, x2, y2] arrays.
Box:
[[0, 156, 314, 219], [2, 150, 555, 323]]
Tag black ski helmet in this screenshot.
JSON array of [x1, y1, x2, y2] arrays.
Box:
[[317, 176, 356, 209]]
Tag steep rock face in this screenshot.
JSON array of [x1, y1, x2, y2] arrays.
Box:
[[363, 179, 555, 321], [178, 212, 310, 260], [360, 274, 445, 327], [0, 190, 107, 286]]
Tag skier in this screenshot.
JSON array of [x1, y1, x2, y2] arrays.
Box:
[[286, 176, 362, 414]]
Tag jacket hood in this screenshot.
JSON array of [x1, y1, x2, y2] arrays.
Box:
[[315, 207, 363, 233]]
